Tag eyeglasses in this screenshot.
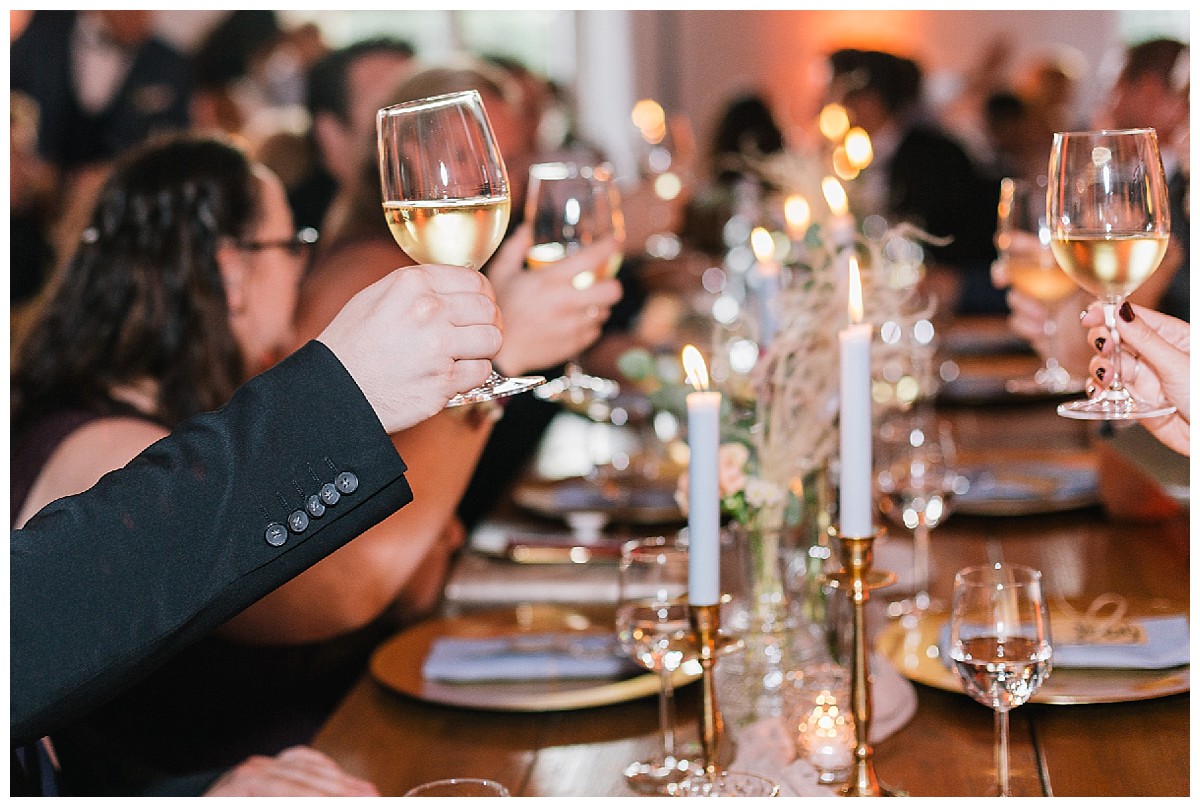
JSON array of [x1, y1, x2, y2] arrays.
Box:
[[237, 227, 319, 259]]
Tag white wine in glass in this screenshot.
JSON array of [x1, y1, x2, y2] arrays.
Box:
[[1047, 128, 1174, 420], [949, 563, 1052, 797], [377, 89, 544, 406]]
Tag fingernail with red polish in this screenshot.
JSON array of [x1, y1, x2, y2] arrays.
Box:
[[1119, 302, 1134, 322], [1094, 337, 1105, 352], [1095, 366, 1106, 382]]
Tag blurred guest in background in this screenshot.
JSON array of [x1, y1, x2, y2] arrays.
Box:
[[288, 36, 417, 232], [682, 91, 786, 256], [828, 47, 1004, 315], [298, 61, 623, 536], [9, 10, 191, 305], [10, 134, 324, 793]]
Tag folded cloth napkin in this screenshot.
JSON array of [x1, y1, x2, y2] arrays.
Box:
[[958, 462, 1097, 503], [938, 615, 1189, 670], [422, 632, 638, 682]]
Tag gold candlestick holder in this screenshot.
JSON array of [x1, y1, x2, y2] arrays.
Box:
[[688, 602, 723, 777], [823, 527, 905, 797]]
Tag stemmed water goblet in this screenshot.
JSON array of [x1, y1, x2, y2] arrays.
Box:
[[526, 161, 625, 410], [993, 176, 1085, 395], [377, 89, 544, 406], [949, 563, 1052, 797], [615, 536, 700, 794], [875, 407, 966, 618], [1047, 128, 1173, 419]]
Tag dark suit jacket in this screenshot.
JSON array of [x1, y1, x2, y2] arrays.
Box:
[[10, 341, 413, 747], [9, 10, 191, 170]]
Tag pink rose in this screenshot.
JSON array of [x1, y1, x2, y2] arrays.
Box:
[[718, 442, 750, 498]]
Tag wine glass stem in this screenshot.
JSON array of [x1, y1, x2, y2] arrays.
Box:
[[913, 520, 930, 607], [995, 708, 1011, 797], [1103, 301, 1125, 392], [658, 666, 677, 762]]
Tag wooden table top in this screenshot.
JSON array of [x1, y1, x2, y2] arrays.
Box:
[[313, 329, 1190, 797]]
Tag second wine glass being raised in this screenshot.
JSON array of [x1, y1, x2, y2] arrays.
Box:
[[525, 161, 625, 410], [377, 89, 544, 406]]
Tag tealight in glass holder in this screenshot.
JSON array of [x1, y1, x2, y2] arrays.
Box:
[[783, 662, 855, 786]]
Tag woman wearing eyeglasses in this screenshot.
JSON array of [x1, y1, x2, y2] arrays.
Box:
[[9, 133, 370, 794]]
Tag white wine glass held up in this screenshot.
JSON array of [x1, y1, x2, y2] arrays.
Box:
[[377, 89, 545, 406], [1047, 128, 1174, 420], [526, 161, 625, 409], [949, 563, 1052, 797]]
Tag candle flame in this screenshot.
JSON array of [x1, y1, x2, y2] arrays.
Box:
[[750, 226, 774, 262], [822, 176, 848, 217], [784, 195, 811, 233], [682, 344, 709, 391], [848, 256, 863, 324]]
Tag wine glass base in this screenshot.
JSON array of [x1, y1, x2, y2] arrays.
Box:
[[623, 756, 703, 795], [533, 371, 620, 406], [1056, 395, 1177, 421], [447, 372, 545, 407]]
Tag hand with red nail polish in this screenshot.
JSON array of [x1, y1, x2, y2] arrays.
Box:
[[1082, 302, 1191, 455]]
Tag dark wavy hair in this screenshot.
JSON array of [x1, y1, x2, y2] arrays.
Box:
[[11, 134, 262, 441]]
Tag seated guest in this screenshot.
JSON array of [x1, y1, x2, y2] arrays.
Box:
[[297, 60, 624, 551], [10, 133, 400, 794], [828, 48, 1004, 315]]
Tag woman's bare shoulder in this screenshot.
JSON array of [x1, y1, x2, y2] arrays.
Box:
[[16, 416, 171, 528]]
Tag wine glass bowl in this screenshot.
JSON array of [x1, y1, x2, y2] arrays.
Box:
[[949, 563, 1052, 797], [1047, 128, 1174, 419], [525, 161, 625, 411], [875, 409, 967, 617], [616, 536, 701, 794], [993, 177, 1084, 394], [377, 89, 544, 406]]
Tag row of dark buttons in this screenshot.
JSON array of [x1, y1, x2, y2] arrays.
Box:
[[264, 471, 359, 547]]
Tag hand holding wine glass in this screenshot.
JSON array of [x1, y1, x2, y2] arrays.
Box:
[[615, 536, 700, 794], [1081, 301, 1191, 455], [1048, 128, 1174, 419], [377, 89, 544, 406], [950, 563, 1052, 797]]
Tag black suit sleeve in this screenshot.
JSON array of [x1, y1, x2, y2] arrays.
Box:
[[10, 341, 413, 745]]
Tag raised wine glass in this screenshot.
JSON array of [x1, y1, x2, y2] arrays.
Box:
[[993, 176, 1085, 395], [526, 161, 625, 410], [377, 89, 544, 406], [950, 563, 1052, 797], [875, 406, 967, 618], [615, 536, 700, 794], [1047, 128, 1174, 419]]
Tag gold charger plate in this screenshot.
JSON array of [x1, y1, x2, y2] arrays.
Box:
[[370, 603, 699, 712], [875, 604, 1189, 705]]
